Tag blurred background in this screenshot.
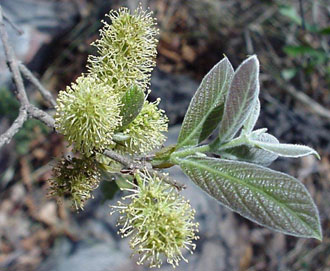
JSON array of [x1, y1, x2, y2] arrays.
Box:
[[0, 0, 329, 270]]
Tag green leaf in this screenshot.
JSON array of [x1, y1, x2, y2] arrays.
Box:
[[248, 134, 320, 159], [179, 156, 322, 240], [177, 57, 234, 148], [220, 133, 279, 166], [113, 132, 131, 142], [282, 68, 297, 81], [217, 55, 260, 144], [199, 103, 224, 142], [241, 98, 260, 135], [319, 27, 330, 35], [119, 85, 145, 128], [284, 46, 328, 64], [279, 5, 302, 25]]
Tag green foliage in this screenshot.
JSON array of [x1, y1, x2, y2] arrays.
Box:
[[216, 132, 279, 166], [119, 85, 145, 128], [278, 4, 329, 77], [50, 5, 323, 269], [216, 56, 259, 144], [169, 55, 321, 240], [177, 57, 234, 148], [179, 156, 321, 240]]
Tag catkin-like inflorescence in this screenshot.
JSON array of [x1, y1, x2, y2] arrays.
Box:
[[111, 171, 199, 268], [49, 157, 101, 210], [55, 75, 121, 156], [116, 98, 168, 154], [88, 6, 159, 93]]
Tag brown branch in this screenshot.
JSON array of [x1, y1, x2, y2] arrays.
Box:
[[19, 63, 57, 108], [103, 149, 185, 190], [3, 12, 23, 35], [0, 106, 28, 148], [27, 105, 55, 128], [272, 75, 330, 120], [0, 6, 55, 148], [0, 6, 29, 105]]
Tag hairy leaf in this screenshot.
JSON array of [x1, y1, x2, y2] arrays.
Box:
[[221, 133, 279, 166], [179, 156, 322, 240], [199, 104, 224, 142], [177, 57, 234, 148], [217, 55, 260, 143], [119, 85, 145, 128], [241, 98, 260, 135], [249, 134, 320, 159]]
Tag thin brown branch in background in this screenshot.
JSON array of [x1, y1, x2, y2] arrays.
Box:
[[27, 105, 55, 128], [0, 6, 55, 143], [3, 11, 23, 35], [19, 63, 57, 108], [273, 76, 330, 120], [0, 7, 29, 105], [0, 107, 28, 148]]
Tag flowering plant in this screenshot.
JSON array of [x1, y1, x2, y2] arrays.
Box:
[[0, 4, 321, 269]]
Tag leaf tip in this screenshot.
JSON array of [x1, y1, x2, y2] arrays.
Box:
[[246, 54, 259, 64], [312, 228, 323, 241], [314, 151, 321, 160]]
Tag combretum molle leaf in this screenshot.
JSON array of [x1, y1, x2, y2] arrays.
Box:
[[220, 132, 279, 166], [217, 55, 260, 143], [119, 85, 145, 128], [177, 57, 234, 148], [241, 98, 260, 135], [248, 133, 320, 159], [179, 156, 322, 240]]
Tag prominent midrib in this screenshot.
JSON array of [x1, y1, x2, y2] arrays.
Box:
[[181, 158, 318, 237], [178, 66, 228, 149]]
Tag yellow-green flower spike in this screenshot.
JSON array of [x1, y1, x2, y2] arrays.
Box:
[[110, 170, 199, 268], [116, 98, 168, 154], [55, 75, 121, 156], [49, 157, 101, 210], [88, 5, 159, 93]]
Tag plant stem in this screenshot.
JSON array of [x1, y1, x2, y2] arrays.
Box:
[[216, 135, 248, 151], [171, 144, 210, 160]]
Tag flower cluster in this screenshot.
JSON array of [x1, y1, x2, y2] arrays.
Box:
[[111, 171, 199, 268], [55, 76, 121, 155], [88, 6, 159, 93], [49, 157, 101, 210], [55, 6, 167, 157], [117, 98, 168, 154], [52, 6, 183, 268]]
